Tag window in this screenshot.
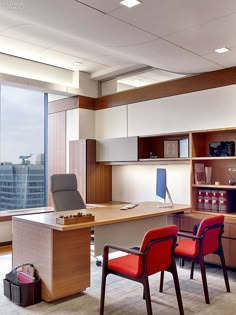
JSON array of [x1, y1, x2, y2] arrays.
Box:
[[0, 85, 47, 211]]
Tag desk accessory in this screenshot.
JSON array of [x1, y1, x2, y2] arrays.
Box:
[[120, 204, 138, 210], [56, 212, 95, 225]]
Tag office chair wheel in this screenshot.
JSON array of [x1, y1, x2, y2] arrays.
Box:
[[96, 259, 102, 267]]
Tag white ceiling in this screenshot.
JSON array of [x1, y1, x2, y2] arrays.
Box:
[[0, 0, 236, 82]]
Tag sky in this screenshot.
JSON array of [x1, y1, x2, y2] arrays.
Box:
[[0, 85, 46, 164]]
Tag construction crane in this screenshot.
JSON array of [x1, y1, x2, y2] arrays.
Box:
[[19, 154, 32, 164]]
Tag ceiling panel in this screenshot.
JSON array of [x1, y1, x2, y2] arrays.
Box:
[[51, 37, 112, 61], [110, 0, 236, 37], [0, 35, 45, 59], [90, 54, 134, 67], [75, 0, 122, 13], [1, 24, 60, 47], [204, 48, 236, 68], [0, 0, 234, 83], [165, 13, 236, 56], [1, 0, 157, 46], [117, 39, 223, 73], [31, 49, 85, 70]]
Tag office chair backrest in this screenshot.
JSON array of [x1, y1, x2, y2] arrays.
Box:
[[50, 173, 86, 211], [196, 215, 224, 256], [139, 225, 177, 276]]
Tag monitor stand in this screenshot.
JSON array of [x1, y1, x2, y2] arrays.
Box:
[[156, 187, 174, 208]]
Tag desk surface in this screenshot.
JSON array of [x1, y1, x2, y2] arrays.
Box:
[[13, 202, 190, 231]]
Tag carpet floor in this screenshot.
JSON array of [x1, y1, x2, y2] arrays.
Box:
[[0, 250, 235, 315]]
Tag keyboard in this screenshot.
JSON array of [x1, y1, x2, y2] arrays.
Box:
[[120, 204, 138, 210]]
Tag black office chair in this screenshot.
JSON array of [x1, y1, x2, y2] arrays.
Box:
[[50, 173, 86, 211]]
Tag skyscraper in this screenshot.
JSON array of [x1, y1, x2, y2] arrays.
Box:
[[0, 155, 45, 211]]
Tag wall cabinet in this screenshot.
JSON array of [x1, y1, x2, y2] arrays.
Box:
[[96, 132, 190, 164], [96, 136, 138, 162]]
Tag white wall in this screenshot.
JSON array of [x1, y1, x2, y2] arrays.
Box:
[[95, 105, 128, 139], [112, 164, 190, 205], [128, 85, 236, 136], [66, 108, 95, 172], [79, 108, 95, 139]]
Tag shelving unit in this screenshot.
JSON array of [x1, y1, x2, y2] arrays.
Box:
[[138, 132, 189, 160], [191, 128, 236, 216]]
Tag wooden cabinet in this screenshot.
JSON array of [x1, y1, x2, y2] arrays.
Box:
[[171, 212, 236, 268], [69, 139, 112, 203]]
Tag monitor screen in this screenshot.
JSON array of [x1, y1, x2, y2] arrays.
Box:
[[156, 168, 166, 200]]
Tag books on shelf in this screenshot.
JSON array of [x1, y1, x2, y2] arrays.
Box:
[[196, 188, 234, 213], [194, 163, 206, 184]]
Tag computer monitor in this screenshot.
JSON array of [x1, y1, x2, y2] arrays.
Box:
[[156, 168, 173, 208]]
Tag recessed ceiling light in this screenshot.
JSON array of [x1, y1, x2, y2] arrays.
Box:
[[120, 0, 142, 8], [214, 47, 230, 54], [73, 62, 83, 66]]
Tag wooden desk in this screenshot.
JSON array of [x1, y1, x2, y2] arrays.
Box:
[[12, 202, 190, 302]]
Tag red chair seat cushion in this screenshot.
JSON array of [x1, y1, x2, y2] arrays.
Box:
[[175, 239, 198, 258], [108, 254, 141, 278]]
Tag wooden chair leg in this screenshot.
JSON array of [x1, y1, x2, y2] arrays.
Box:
[[159, 271, 164, 292], [218, 250, 231, 292], [171, 265, 185, 315], [100, 271, 107, 315], [143, 277, 153, 315], [190, 262, 195, 279], [199, 257, 210, 304]]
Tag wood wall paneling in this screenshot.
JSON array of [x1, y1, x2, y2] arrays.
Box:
[[69, 140, 87, 202], [86, 139, 112, 203], [69, 139, 112, 204], [48, 111, 66, 206], [95, 66, 236, 110], [78, 95, 96, 110]]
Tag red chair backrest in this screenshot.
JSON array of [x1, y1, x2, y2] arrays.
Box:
[[140, 225, 177, 276], [196, 215, 224, 256]]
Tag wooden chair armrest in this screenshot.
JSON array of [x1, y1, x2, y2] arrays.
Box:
[[177, 232, 202, 240], [103, 244, 144, 256]]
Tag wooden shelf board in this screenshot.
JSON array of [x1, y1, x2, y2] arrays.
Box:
[[192, 184, 236, 189], [192, 156, 236, 160], [99, 158, 190, 165]]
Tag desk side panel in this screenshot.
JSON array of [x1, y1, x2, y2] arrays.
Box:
[[52, 228, 91, 299], [12, 220, 53, 300]]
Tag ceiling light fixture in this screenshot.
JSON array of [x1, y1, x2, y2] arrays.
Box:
[[120, 0, 142, 8], [73, 62, 83, 66], [214, 47, 230, 54]]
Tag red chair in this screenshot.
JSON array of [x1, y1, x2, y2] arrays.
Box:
[[173, 215, 230, 304], [100, 225, 184, 315]]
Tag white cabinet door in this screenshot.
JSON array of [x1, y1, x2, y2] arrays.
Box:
[[96, 136, 138, 162]]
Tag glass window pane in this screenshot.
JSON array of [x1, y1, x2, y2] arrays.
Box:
[[0, 85, 47, 211]]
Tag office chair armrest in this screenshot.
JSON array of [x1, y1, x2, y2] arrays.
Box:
[[177, 232, 202, 240], [103, 244, 144, 256]]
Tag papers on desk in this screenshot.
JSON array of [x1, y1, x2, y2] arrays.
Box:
[[120, 204, 138, 210]]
